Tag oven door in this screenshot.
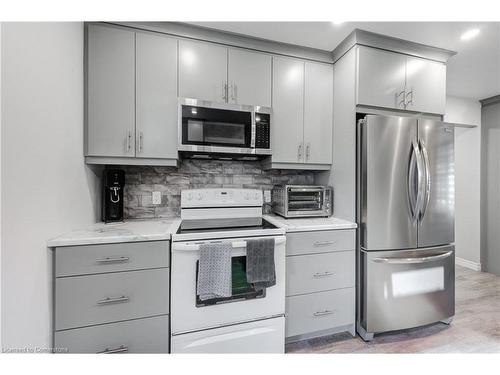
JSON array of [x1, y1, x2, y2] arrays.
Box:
[[171, 235, 286, 335], [360, 245, 455, 334]]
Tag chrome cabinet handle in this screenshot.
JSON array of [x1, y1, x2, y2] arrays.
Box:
[[313, 310, 335, 317], [313, 240, 336, 247], [97, 345, 129, 354], [97, 296, 130, 305], [139, 131, 144, 153], [96, 256, 129, 264], [298, 143, 303, 161], [396, 89, 406, 108], [313, 271, 334, 278], [222, 81, 228, 102], [234, 82, 238, 102], [306, 143, 311, 161], [419, 140, 431, 222], [127, 130, 133, 152], [405, 88, 414, 106], [373, 250, 453, 264]]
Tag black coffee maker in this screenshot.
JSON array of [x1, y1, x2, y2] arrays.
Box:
[[102, 169, 125, 223]]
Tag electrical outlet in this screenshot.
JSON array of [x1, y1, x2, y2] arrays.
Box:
[[152, 191, 162, 205], [264, 190, 271, 203]]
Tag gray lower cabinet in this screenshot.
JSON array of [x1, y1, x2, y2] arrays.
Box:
[[285, 230, 356, 341], [53, 240, 170, 353], [55, 315, 169, 354]]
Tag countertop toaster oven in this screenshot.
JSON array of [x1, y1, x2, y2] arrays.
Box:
[[271, 185, 333, 218]]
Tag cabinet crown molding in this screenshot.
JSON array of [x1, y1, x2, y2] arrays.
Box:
[[332, 28, 457, 64]]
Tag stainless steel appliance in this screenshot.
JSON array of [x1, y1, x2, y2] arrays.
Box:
[[102, 169, 125, 223], [357, 114, 455, 341], [170, 188, 286, 353], [178, 98, 271, 159], [272, 185, 333, 218]]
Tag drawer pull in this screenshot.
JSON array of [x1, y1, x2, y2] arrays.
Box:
[[97, 296, 130, 305], [97, 345, 129, 354], [313, 310, 335, 317], [313, 241, 336, 247], [313, 271, 334, 278], [96, 256, 130, 264]]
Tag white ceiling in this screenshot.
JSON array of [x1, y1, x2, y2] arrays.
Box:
[[190, 22, 500, 100]]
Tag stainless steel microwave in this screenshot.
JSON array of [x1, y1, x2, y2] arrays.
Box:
[[178, 98, 271, 158], [272, 185, 333, 218]]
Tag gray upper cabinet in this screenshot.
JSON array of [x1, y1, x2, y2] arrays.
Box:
[[227, 49, 272, 107], [356, 45, 446, 115], [87, 24, 136, 157], [405, 56, 446, 114], [136, 33, 178, 159], [271, 56, 305, 164], [357, 46, 407, 111], [86, 25, 179, 165], [270, 57, 333, 169], [304, 62, 333, 165], [179, 40, 228, 103]]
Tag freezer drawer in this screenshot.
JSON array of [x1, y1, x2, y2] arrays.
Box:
[[359, 245, 455, 334], [54, 315, 169, 353], [171, 316, 285, 353]]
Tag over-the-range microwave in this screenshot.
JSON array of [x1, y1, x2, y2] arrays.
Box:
[[178, 98, 271, 159]]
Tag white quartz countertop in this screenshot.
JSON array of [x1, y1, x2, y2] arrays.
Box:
[[47, 218, 181, 247], [263, 214, 357, 232]]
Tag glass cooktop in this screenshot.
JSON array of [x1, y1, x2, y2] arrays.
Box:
[[177, 217, 278, 234]]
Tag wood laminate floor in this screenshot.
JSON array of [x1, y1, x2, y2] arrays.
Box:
[[286, 266, 500, 353]]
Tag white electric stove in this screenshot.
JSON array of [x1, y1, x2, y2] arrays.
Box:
[[170, 188, 286, 353]]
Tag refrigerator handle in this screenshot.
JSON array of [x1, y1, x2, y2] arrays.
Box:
[[407, 145, 417, 220], [419, 140, 431, 221], [411, 141, 425, 224]]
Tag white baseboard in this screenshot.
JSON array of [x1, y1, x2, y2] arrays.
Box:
[[456, 257, 481, 271]]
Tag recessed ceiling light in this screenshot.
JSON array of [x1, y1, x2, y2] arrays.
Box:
[[331, 21, 344, 26], [461, 28, 480, 41]]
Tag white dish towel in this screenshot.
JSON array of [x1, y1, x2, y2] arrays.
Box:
[[197, 242, 232, 301]]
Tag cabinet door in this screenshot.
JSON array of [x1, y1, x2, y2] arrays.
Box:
[[136, 33, 178, 159], [356, 46, 406, 110], [228, 49, 272, 107], [272, 57, 304, 164], [304, 62, 333, 165], [405, 56, 446, 114], [87, 25, 135, 157], [179, 40, 227, 103]]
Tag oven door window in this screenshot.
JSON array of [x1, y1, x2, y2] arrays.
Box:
[[182, 105, 251, 148], [196, 256, 265, 307], [287, 189, 323, 212]]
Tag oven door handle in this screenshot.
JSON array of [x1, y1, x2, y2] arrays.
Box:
[[173, 236, 286, 252], [373, 250, 453, 264]]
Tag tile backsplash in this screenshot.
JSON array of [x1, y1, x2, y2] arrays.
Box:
[[120, 159, 316, 219]]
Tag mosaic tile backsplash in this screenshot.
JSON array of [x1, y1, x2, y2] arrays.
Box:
[[120, 159, 315, 219]]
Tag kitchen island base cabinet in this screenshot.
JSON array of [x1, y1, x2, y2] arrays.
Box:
[[55, 315, 169, 354], [285, 229, 356, 342]]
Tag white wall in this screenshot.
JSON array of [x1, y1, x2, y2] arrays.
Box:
[[444, 95, 482, 268], [1, 22, 100, 350]]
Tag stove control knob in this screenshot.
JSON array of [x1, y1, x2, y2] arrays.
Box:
[[187, 193, 193, 201], [254, 192, 260, 200], [244, 192, 250, 200], [197, 193, 203, 200]]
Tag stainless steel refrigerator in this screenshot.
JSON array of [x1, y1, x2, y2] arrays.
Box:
[[356, 114, 455, 341]]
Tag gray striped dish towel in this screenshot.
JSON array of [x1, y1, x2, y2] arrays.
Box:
[[197, 242, 232, 301], [246, 238, 276, 290]]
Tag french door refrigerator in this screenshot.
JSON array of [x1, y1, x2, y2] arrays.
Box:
[[357, 114, 455, 341]]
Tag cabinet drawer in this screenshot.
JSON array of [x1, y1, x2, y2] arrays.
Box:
[[55, 268, 169, 330], [286, 251, 354, 296], [55, 315, 169, 353], [55, 241, 169, 277], [285, 288, 354, 338], [286, 230, 355, 256]]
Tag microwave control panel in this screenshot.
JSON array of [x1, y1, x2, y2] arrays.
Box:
[[255, 112, 270, 149]]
